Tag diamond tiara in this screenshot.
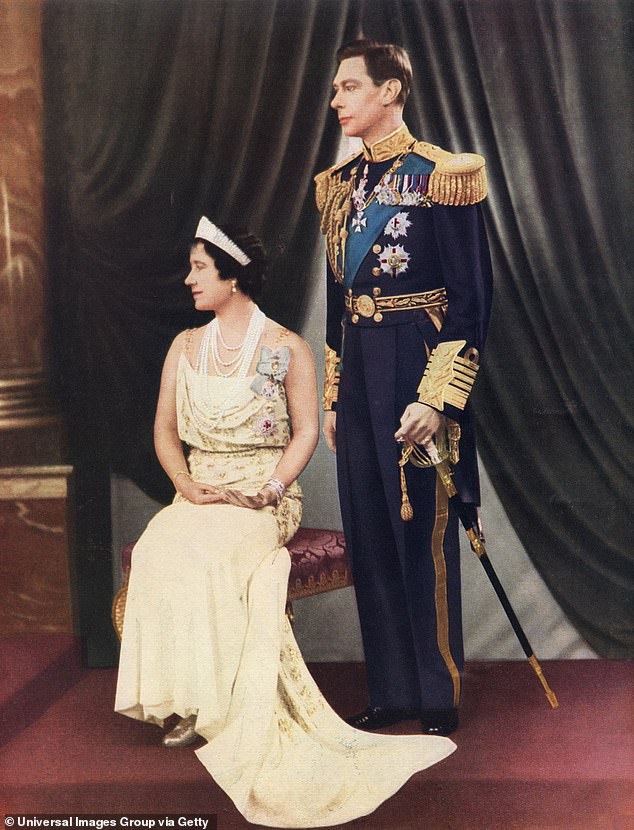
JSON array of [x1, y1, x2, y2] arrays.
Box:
[[194, 216, 252, 266]]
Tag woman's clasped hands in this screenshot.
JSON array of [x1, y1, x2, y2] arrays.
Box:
[[176, 473, 277, 509]]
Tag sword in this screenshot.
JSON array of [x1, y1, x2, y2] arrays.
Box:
[[399, 436, 559, 710]]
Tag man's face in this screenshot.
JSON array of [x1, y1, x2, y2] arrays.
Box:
[[330, 56, 386, 142]]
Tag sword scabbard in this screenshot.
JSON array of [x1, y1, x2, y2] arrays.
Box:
[[529, 655, 560, 709], [432, 455, 560, 711]]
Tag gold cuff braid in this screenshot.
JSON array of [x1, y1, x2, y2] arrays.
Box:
[[417, 340, 480, 411], [323, 344, 341, 410]]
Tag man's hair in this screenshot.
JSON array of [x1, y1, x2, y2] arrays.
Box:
[[336, 39, 412, 106]]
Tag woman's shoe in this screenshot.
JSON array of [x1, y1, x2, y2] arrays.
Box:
[[161, 714, 198, 747]]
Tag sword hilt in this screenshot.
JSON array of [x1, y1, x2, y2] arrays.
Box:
[[422, 440, 458, 497]]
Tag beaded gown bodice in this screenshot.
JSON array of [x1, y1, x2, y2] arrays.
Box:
[[177, 350, 292, 454], [176, 343, 301, 535]]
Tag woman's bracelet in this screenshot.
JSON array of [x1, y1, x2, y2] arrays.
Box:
[[173, 470, 192, 487], [264, 477, 286, 505]]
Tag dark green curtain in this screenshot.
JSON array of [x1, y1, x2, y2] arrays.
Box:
[[362, 0, 634, 657], [43, 0, 357, 663]]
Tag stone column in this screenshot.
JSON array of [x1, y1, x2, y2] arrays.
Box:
[[0, 1, 74, 637], [0, 0, 58, 437]]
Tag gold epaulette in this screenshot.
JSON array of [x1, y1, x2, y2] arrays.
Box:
[[413, 142, 487, 206], [417, 340, 480, 412], [314, 152, 362, 216], [323, 343, 341, 410]]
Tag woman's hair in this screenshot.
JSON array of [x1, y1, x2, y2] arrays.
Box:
[[192, 228, 268, 303], [336, 39, 412, 106]]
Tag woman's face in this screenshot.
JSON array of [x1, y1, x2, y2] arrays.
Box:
[[185, 243, 233, 311]]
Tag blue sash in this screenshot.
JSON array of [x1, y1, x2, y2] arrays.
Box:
[[343, 153, 435, 290]]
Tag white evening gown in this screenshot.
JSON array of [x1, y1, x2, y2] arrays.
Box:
[[115, 344, 455, 828]]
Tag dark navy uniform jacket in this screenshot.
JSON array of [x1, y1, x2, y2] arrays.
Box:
[[316, 124, 493, 505]]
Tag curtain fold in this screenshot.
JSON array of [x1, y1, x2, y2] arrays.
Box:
[[362, 0, 634, 656], [45, 0, 357, 503], [43, 0, 358, 663]]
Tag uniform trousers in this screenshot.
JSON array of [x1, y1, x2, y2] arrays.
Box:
[[336, 315, 464, 712]]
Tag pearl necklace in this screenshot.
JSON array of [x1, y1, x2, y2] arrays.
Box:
[[189, 306, 265, 431], [197, 306, 265, 379], [216, 320, 243, 351]]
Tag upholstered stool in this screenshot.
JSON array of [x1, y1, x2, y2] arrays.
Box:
[[112, 527, 351, 639]]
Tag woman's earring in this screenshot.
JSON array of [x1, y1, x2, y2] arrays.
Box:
[[231, 279, 238, 294]]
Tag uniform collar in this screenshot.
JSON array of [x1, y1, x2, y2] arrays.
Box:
[[362, 123, 416, 162]]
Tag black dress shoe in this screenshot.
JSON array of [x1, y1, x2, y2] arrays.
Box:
[[420, 708, 459, 735], [346, 706, 419, 731]]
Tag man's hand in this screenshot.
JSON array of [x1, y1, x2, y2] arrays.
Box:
[[394, 401, 445, 445], [323, 410, 337, 453]]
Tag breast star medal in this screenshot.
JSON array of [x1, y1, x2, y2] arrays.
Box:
[[378, 244, 410, 278], [384, 211, 412, 239]]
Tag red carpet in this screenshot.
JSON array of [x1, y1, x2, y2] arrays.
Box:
[[0, 638, 632, 829], [0, 635, 83, 748]]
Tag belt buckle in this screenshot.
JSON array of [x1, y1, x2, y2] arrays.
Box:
[[355, 294, 376, 318]]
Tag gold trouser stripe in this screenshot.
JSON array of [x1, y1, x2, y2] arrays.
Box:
[[431, 474, 461, 707]]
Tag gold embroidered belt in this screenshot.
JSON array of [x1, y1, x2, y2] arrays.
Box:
[[345, 287, 447, 324]]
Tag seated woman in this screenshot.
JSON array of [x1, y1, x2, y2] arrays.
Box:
[[115, 217, 456, 828]]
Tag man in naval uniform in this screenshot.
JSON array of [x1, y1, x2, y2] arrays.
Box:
[[315, 40, 493, 735]]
